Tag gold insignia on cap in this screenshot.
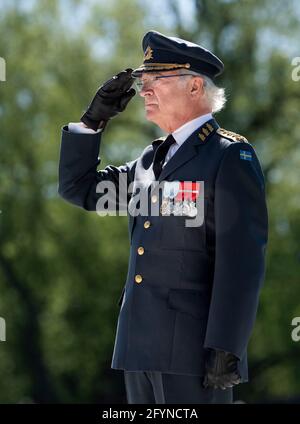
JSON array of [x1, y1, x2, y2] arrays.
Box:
[[144, 46, 154, 61]]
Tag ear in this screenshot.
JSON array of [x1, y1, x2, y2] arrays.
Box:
[[190, 77, 204, 96]]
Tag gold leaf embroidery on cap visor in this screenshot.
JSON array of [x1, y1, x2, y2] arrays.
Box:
[[138, 63, 191, 70]]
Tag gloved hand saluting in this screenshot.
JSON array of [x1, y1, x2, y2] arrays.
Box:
[[203, 349, 241, 390], [80, 68, 135, 131]]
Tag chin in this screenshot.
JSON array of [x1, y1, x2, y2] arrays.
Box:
[[145, 110, 157, 122]]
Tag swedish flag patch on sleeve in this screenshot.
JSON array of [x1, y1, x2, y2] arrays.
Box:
[[240, 150, 252, 161]]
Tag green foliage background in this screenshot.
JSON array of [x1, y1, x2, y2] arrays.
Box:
[[0, 0, 299, 403]]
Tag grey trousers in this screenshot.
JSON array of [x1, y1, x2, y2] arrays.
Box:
[[124, 371, 233, 404]]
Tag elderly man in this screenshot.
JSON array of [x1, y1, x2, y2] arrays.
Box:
[[58, 31, 268, 404]]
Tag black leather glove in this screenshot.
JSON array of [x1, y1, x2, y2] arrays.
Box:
[[203, 349, 241, 390], [80, 68, 135, 131]]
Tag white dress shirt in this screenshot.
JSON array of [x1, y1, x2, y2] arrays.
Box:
[[68, 122, 102, 134], [163, 113, 213, 166]]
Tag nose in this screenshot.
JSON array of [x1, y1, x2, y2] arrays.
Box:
[[139, 85, 153, 97]]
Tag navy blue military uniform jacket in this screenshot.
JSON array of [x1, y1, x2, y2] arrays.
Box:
[[58, 118, 268, 381]]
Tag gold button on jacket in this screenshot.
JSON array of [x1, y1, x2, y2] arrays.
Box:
[[135, 274, 143, 283], [137, 247, 145, 255]]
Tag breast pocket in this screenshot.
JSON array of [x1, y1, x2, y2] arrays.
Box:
[[160, 209, 207, 251]]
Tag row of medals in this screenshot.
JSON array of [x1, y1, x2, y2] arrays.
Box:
[[160, 197, 198, 217]]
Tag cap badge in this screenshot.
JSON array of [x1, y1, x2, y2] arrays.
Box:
[[144, 46, 153, 61]]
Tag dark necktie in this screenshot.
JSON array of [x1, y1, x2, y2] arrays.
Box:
[[153, 134, 176, 180]]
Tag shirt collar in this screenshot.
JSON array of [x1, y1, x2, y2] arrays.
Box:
[[171, 113, 213, 146]]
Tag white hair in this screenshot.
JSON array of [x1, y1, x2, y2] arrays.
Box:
[[178, 69, 226, 113]]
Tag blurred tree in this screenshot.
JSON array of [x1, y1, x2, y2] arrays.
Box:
[[0, 0, 147, 403]]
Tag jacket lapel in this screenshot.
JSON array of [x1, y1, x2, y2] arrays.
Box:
[[158, 118, 219, 181]]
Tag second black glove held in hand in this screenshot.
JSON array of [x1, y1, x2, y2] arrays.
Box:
[[203, 349, 241, 390], [80, 68, 136, 131]]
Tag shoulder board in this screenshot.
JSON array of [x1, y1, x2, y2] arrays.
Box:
[[217, 128, 248, 143]]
